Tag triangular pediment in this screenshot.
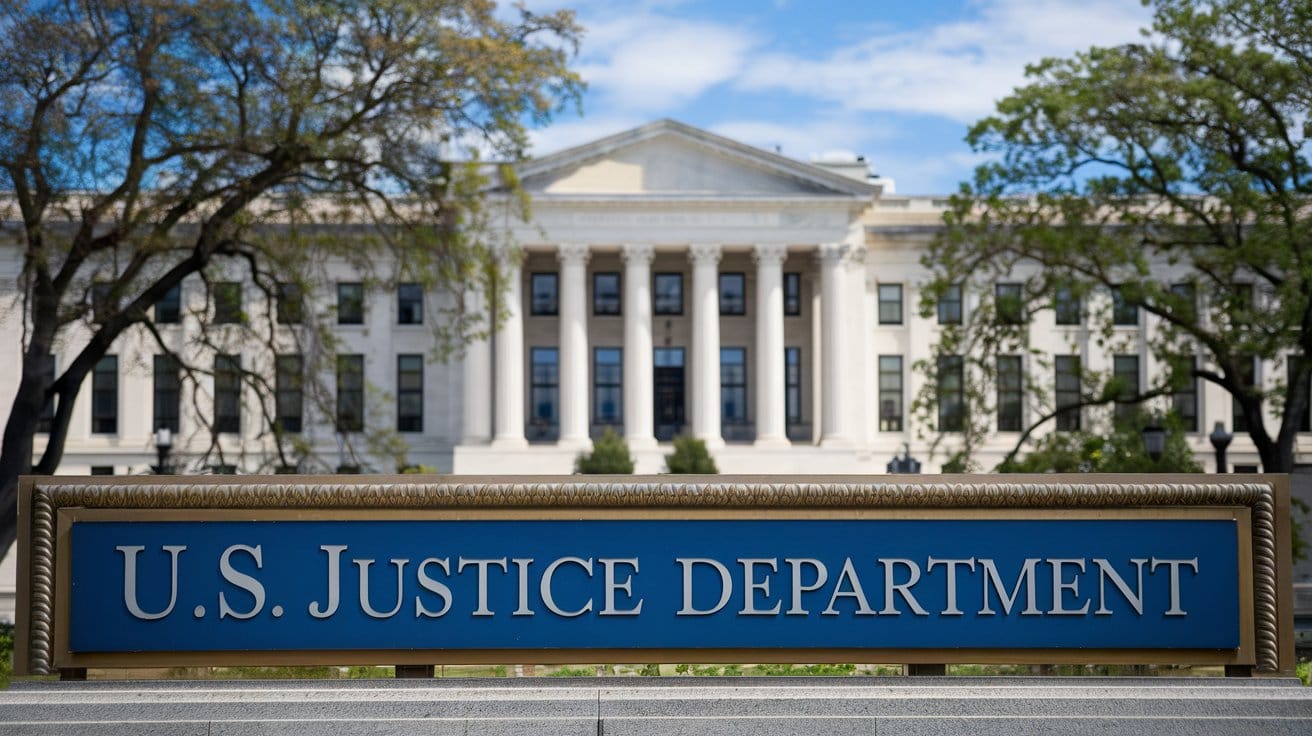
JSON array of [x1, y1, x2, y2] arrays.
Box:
[[517, 120, 878, 198]]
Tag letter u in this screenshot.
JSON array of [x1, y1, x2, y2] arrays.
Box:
[[116, 545, 186, 620]]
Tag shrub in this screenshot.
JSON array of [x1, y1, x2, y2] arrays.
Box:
[[664, 436, 718, 474], [574, 428, 635, 474]]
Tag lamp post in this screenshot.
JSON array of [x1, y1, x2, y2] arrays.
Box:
[[887, 442, 921, 474], [1210, 421, 1233, 474], [1141, 421, 1166, 463], [153, 427, 173, 474]]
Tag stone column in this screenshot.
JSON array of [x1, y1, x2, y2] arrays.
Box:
[[818, 243, 850, 446], [461, 284, 492, 444], [557, 243, 591, 449], [754, 244, 789, 447], [492, 249, 527, 447], [622, 244, 657, 449], [689, 243, 723, 448]]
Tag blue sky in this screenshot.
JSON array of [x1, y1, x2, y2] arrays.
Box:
[[519, 0, 1154, 193]]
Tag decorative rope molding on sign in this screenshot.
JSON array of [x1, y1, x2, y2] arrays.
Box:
[[25, 480, 1280, 674]]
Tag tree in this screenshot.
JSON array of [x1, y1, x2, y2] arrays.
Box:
[[995, 414, 1203, 474], [664, 436, 718, 474], [0, 0, 582, 555], [917, 0, 1312, 472], [574, 428, 635, 474]]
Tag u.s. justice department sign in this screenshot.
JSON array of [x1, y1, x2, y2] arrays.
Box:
[[14, 475, 1297, 675]]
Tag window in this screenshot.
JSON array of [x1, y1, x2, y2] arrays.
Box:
[[1290, 356, 1311, 432], [721, 348, 747, 426], [1170, 282, 1196, 323], [336, 354, 365, 432], [530, 273, 558, 316], [785, 347, 802, 425], [213, 282, 242, 324], [91, 355, 117, 433], [155, 284, 181, 324], [35, 354, 55, 433], [90, 466, 114, 476], [1111, 285, 1138, 326], [784, 273, 802, 316], [1054, 286, 1081, 326], [1172, 357, 1199, 432], [719, 273, 746, 315], [397, 354, 424, 432], [275, 355, 303, 433], [996, 282, 1024, 325], [938, 283, 962, 325], [654, 273, 683, 315], [529, 347, 559, 441], [879, 355, 904, 431], [397, 283, 423, 325], [593, 273, 621, 316], [594, 348, 622, 425], [337, 282, 364, 324], [153, 355, 181, 433], [1055, 355, 1081, 431], [276, 282, 303, 325], [997, 355, 1023, 432], [1113, 355, 1140, 425], [214, 354, 241, 433], [1233, 355, 1257, 433], [91, 282, 113, 324], [878, 284, 903, 325], [937, 355, 964, 432]]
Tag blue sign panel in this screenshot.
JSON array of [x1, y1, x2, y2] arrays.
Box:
[[68, 518, 1239, 653]]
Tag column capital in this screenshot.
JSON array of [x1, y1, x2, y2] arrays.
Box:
[[621, 243, 655, 264], [816, 242, 849, 264], [752, 243, 789, 265], [688, 243, 722, 266], [557, 243, 591, 267], [846, 245, 868, 266]]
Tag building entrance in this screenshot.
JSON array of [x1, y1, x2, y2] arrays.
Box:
[[654, 347, 685, 441]]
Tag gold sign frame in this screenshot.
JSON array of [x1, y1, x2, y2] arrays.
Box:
[[15, 474, 1295, 676]]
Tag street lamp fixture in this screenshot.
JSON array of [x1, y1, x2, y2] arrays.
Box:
[[887, 442, 921, 474], [1141, 422, 1166, 463], [154, 427, 173, 474], [1209, 421, 1233, 474]]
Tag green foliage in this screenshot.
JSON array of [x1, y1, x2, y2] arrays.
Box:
[[0, 623, 11, 689], [755, 663, 857, 677], [574, 428, 635, 474], [546, 666, 596, 677], [400, 465, 440, 475], [637, 663, 662, 676], [664, 436, 719, 474], [996, 414, 1203, 474], [1298, 660, 1310, 686]]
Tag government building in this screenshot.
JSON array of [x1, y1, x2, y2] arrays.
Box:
[[2, 120, 1306, 481]]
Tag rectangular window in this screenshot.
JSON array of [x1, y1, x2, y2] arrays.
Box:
[[275, 354, 303, 433], [214, 354, 241, 433], [1113, 354, 1140, 425], [784, 273, 802, 316], [1112, 285, 1139, 326], [213, 282, 242, 324], [1170, 282, 1196, 323], [996, 282, 1024, 325], [91, 355, 117, 434], [153, 354, 181, 433], [36, 354, 55, 433], [90, 466, 114, 476], [937, 355, 964, 432], [530, 273, 558, 316], [91, 282, 113, 324], [593, 273, 621, 316], [1054, 286, 1081, 326], [337, 282, 364, 324], [1055, 355, 1081, 431], [529, 347, 559, 441], [594, 347, 622, 425], [719, 273, 746, 315], [654, 273, 683, 315], [1172, 357, 1199, 432], [785, 347, 802, 425], [397, 354, 424, 432], [997, 355, 1023, 432], [1234, 355, 1256, 432], [336, 354, 365, 432], [879, 355, 904, 431], [397, 283, 423, 325], [878, 284, 903, 325], [720, 347, 747, 426], [938, 283, 962, 325], [276, 282, 302, 325], [1290, 356, 1311, 432], [155, 284, 181, 324]]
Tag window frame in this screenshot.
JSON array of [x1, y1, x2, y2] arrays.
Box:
[[337, 282, 365, 325], [879, 355, 904, 432], [91, 355, 118, 434], [336, 354, 365, 433], [214, 353, 242, 434], [937, 283, 962, 325], [153, 354, 181, 433], [996, 355, 1023, 432], [1054, 355, 1082, 431], [397, 283, 424, 325], [529, 347, 560, 441], [1111, 285, 1139, 326], [720, 347, 748, 426], [937, 355, 964, 432], [213, 282, 243, 325], [1112, 354, 1140, 425], [593, 272, 622, 316], [719, 273, 746, 316], [785, 347, 802, 425], [783, 273, 802, 316], [878, 283, 903, 325], [995, 282, 1025, 325], [1053, 286, 1081, 326], [1172, 356, 1199, 433], [154, 283, 182, 324], [593, 347, 623, 426], [530, 273, 559, 316], [653, 273, 684, 315], [275, 354, 303, 434], [1233, 355, 1257, 433], [397, 354, 424, 432], [276, 282, 303, 325]]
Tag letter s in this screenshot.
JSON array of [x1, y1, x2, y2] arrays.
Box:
[[219, 544, 266, 619]]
